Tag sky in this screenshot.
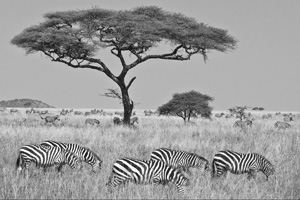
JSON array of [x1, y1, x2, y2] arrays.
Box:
[[0, 0, 299, 111]]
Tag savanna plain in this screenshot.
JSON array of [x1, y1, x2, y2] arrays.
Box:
[[0, 109, 299, 199]]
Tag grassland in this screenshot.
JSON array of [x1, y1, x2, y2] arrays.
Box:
[[0, 109, 299, 199]]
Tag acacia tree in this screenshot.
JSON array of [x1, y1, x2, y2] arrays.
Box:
[[228, 106, 249, 121], [11, 6, 237, 125], [158, 90, 214, 123]]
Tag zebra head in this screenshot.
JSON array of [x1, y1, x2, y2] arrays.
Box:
[[81, 147, 102, 172], [259, 156, 275, 180], [193, 154, 210, 172]]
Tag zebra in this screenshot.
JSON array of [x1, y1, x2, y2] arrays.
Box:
[[40, 110, 49, 115], [26, 108, 33, 114], [16, 144, 82, 174], [150, 148, 209, 176], [130, 117, 138, 125], [10, 109, 19, 113], [74, 111, 82, 115], [40, 115, 60, 124], [283, 116, 294, 123], [39, 140, 102, 173], [113, 117, 122, 125], [233, 120, 252, 128], [215, 113, 224, 118], [211, 150, 275, 181], [274, 121, 291, 130], [106, 158, 189, 194], [85, 118, 100, 125]]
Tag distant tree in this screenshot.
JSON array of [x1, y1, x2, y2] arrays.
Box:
[[11, 6, 237, 125], [158, 90, 214, 123], [228, 106, 249, 121]]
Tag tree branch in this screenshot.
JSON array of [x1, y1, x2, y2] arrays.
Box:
[[126, 77, 136, 90]]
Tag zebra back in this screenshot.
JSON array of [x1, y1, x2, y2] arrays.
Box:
[[150, 148, 209, 172], [107, 158, 188, 194]]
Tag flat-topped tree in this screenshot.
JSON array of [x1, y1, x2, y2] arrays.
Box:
[[11, 6, 237, 125]]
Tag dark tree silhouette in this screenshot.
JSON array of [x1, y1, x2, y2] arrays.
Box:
[[11, 6, 237, 125], [158, 90, 214, 123]]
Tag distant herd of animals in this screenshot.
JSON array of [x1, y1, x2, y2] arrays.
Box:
[[0, 107, 297, 130], [16, 140, 275, 194]]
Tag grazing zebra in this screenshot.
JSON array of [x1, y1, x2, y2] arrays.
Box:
[[150, 148, 209, 175], [113, 117, 122, 125], [74, 111, 82, 115], [211, 150, 275, 181], [10, 109, 19, 113], [26, 108, 33, 114], [16, 144, 81, 174], [106, 158, 189, 194], [233, 120, 252, 128], [85, 118, 100, 125], [283, 116, 294, 123], [274, 121, 291, 130], [40, 115, 60, 124], [130, 117, 138, 125], [40, 140, 102, 173], [215, 113, 224, 118], [85, 111, 92, 116], [40, 110, 49, 115]]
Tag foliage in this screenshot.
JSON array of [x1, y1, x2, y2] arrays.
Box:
[[158, 90, 213, 122], [228, 106, 249, 120], [11, 6, 237, 125]]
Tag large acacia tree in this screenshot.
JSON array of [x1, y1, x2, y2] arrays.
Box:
[[11, 6, 237, 125]]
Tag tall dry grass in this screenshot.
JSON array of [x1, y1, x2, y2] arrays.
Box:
[[0, 109, 299, 199]]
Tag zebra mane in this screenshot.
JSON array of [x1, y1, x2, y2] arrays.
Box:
[[82, 147, 102, 161]]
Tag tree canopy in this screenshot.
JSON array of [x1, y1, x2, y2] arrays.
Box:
[[11, 6, 237, 125], [158, 90, 214, 122]]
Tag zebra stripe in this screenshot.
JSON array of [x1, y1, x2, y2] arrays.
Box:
[[150, 148, 209, 175], [211, 150, 275, 181], [16, 144, 81, 174], [106, 158, 189, 194], [40, 140, 102, 172]]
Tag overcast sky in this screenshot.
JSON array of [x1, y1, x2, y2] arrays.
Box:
[[1, 0, 299, 111]]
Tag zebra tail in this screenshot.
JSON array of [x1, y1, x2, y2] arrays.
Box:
[[16, 153, 21, 170], [211, 159, 216, 178]]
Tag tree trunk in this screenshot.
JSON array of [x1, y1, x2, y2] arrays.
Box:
[[118, 83, 133, 126]]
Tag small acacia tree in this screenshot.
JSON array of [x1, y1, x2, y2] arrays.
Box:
[[11, 6, 237, 125], [228, 106, 249, 121], [158, 90, 214, 123]]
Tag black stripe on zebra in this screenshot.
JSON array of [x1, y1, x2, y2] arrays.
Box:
[[16, 144, 81, 174], [40, 140, 102, 172], [211, 150, 275, 181], [150, 148, 209, 175], [106, 158, 189, 194]]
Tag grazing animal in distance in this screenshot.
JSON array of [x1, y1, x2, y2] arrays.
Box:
[[274, 121, 291, 130], [233, 120, 252, 128], [130, 117, 139, 125], [283, 116, 294, 123], [10, 109, 19, 113], [106, 157, 189, 194], [113, 117, 122, 125], [211, 150, 275, 181], [215, 113, 224, 118], [85, 118, 100, 125], [40, 115, 60, 124]]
